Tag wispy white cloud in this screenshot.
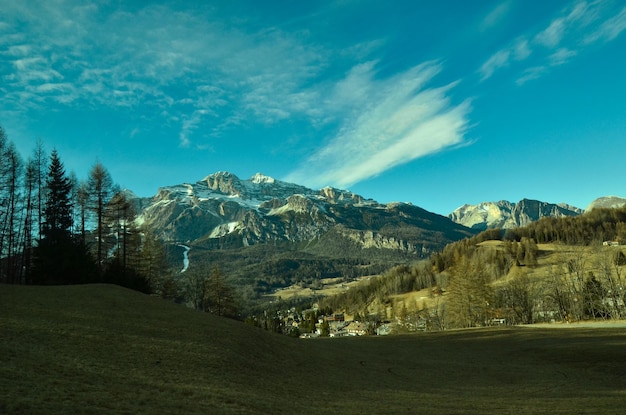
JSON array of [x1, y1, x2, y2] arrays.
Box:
[[480, 1, 513, 31], [585, 6, 626, 43], [479, 38, 531, 81], [2, 44, 32, 57], [285, 62, 471, 189], [535, 1, 588, 48], [479, 49, 511, 81], [515, 66, 547, 86], [481, 1, 626, 85], [549, 48, 577, 66], [535, 17, 567, 48], [0, 1, 330, 148], [513, 39, 532, 61]]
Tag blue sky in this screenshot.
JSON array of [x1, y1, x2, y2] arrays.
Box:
[[2, 0, 625, 215]]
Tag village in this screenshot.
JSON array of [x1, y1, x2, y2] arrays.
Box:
[[273, 308, 428, 338]]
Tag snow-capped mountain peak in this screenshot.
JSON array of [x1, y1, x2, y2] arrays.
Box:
[[250, 173, 275, 184], [133, 171, 473, 254]]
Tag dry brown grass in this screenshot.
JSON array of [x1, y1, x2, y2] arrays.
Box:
[[2, 284, 626, 414]]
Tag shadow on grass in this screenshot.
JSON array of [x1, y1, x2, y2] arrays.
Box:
[[2, 285, 625, 415]]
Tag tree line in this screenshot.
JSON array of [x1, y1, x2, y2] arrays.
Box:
[[0, 125, 167, 292], [505, 207, 626, 245]]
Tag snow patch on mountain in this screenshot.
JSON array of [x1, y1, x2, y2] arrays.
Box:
[[178, 244, 190, 273], [250, 173, 275, 184], [132, 171, 474, 253]]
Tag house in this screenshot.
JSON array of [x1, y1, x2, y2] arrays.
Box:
[[325, 313, 345, 322], [603, 241, 620, 246], [344, 321, 368, 336]]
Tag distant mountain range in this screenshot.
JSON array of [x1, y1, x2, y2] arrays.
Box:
[[129, 172, 624, 305], [135, 171, 474, 256], [134, 171, 624, 246], [447, 199, 584, 230]]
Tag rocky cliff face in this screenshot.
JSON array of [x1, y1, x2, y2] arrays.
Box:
[[586, 196, 626, 211], [135, 172, 474, 256], [448, 199, 583, 230]]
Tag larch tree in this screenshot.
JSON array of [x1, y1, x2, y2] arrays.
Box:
[[87, 162, 116, 274], [137, 228, 170, 296], [21, 159, 38, 283], [0, 140, 23, 283], [0, 127, 10, 281], [74, 180, 89, 245], [101, 190, 151, 292], [31, 139, 47, 241], [209, 267, 237, 317], [106, 191, 136, 272], [445, 254, 494, 328]]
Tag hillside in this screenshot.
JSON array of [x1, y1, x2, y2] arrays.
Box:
[[355, 242, 626, 326], [2, 284, 626, 414], [319, 207, 626, 329]]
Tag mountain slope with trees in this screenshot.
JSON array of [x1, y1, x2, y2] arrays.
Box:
[[130, 171, 476, 312], [320, 207, 626, 331]]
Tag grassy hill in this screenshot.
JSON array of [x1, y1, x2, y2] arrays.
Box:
[[2, 284, 626, 414]]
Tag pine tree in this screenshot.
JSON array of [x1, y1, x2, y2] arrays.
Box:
[[42, 150, 73, 242], [31, 150, 96, 284]]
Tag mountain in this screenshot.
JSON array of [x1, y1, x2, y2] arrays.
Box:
[[136, 171, 474, 254], [448, 199, 583, 230], [586, 196, 626, 211], [134, 172, 475, 307]]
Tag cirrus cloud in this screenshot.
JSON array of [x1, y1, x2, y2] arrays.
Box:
[[285, 61, 472, 189], [479, 1, 626, 85]]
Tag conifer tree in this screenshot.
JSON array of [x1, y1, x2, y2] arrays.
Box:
[[446, 254, 493, 328], [42, 150, 73, 241], [21, 159, 38, 283], [209, 267, 237, 317], [0, 140, 23, 283], [135, 228, 168, 295], [87, 162, 116, 273], [31, 150, 96, 284]]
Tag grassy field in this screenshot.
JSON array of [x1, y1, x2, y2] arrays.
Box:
[[2, 284, 626, 414]]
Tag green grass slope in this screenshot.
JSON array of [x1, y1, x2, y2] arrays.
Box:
[[2, 284, 626, 414]]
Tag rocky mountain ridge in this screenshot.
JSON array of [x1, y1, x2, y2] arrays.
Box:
[[135, 171, 474, 256], [448, 199, 583, 230], [586, 196, 626, 211]]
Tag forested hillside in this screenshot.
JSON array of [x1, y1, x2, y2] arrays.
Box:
[[319, 207, 626, 331]]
